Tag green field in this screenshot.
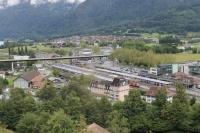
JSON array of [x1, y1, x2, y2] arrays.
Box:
[[0, 127, 14, 133], [173, 53, 200, 63], [28, 44, 71, 54], [145, 43, 160, 47], [0, 44, 72, 57], [142, 33, 161, 38], [0, 49, 9, 59]]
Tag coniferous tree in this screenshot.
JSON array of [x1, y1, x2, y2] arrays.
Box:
[[25, 45, 28, 55], [168, 83, 191, 131]]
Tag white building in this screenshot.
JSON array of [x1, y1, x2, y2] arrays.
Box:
[[178, 63, 189, 74], [14, 55, 30, 60], [0, 71, 6, 79], [143, 87, 175, 103], [79, 48, 93, 56], [149, 67, 158, 76]]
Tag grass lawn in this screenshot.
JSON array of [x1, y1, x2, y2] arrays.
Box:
[[0, 48, 8, 53], [0, 127, 14, 133], [145, 43, 160, 47], [7, 76, 16, 87], [0, 48, 9, 59]]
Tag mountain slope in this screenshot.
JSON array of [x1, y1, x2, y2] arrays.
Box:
[[0, 2, 75, 39], [69, 0, 200, 35], [0, 0, 200, 39], [146, 3, 200, 33]]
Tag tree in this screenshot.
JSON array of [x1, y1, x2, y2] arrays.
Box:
[[25, 46, 28, 55], [16, 112, 49, 133], [82, 100, 99, 124], [8, 47, 11, 56], [0, 78, 8, 94], [76, 115, 87, 133], [159, 36, 180, 45], [0, 88, 37, 129], [123, 90, 146, 118], [150, 89, 173, 132], [40, 97, 65, 113], [64, 94, 82, 119], [168, 83, 191, 131], [122, 90, 147, 132], [37, 87, 57, 101], [52, 69, 60, 77], [190, 104, 200, 132], [92, 46, 100, 54], [130, 112, 151, 132], [42, 110, 76, 133], [96, 97, 112, 127], [153, 89, 168, 109], [21, 46, 24, 55], [106, 110, 130, 133], [55, 49, 66, 56], [18, 46, 21, 55], [190, 97, 196, 106]]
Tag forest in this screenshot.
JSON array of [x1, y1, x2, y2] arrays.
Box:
[[0, 76, 200, 133]]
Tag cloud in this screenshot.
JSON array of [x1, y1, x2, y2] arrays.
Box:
[[7, 0, 21, 6], [0, 0, 86, 8]]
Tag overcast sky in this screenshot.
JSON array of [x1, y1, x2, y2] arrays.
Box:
[[0, 0, 86, 7]]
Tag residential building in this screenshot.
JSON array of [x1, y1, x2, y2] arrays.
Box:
[[14, 71, 44, 89], [172, 72, 200, 89], [89, 78, 131, 101], [143, 86, 175, 103]]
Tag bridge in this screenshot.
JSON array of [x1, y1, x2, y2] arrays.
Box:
[[0, 55, 109, 62]]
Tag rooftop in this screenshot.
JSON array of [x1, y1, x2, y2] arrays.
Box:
[[21, 71, 41, 82], [87, 123, 110, 133], [144, 86, 175, 97]]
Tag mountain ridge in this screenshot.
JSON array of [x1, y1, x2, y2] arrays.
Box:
[[0, 0, 200, 39]]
